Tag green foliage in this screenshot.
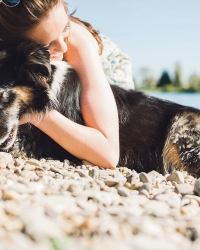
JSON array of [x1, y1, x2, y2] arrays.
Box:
[[142, 76, 157, 88], [173, 63, 182, 88], [50, 237, 71, 250], [137, 63, 200, 93], [137, 67, 157, 89], [187, 74, 200, 91], [157, 71, 172, 87]]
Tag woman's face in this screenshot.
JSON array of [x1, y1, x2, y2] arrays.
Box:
[[28, 2, 69, 61]]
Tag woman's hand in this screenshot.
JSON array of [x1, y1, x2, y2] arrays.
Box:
[[18, 112, 42, 126]]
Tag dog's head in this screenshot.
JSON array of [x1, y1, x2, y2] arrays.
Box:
[[0, 40, 52, 149]]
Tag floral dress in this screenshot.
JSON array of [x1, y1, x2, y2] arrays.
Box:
[[99, 34, 134, 90]]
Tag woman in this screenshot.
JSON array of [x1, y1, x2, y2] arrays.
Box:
[[0, 0, 134, 168]]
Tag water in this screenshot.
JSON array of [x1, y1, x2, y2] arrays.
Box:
[[146, 92, 200, 109]]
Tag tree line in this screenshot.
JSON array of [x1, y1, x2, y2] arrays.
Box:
[[137, 63, 200, 92]]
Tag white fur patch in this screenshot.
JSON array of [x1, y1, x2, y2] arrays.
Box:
[[48, 61, 72, 101]]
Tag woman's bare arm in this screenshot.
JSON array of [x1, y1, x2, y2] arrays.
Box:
[[28, 21, 120, 168]]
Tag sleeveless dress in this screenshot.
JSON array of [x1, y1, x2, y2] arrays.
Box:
[[99, 34, 134, 90]]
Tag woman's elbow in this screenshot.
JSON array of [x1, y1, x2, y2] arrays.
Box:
[[101, 149, 119, 169]]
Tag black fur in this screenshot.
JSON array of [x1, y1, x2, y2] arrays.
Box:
[[0, 40, 200, 175]]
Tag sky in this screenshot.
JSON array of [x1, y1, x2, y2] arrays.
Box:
[[67, 0, 200, 85]]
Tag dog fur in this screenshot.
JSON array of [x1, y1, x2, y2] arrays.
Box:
[[0, 40, 200, 176]]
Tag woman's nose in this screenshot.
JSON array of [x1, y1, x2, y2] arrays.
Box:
[[52, 36, 68, 53]]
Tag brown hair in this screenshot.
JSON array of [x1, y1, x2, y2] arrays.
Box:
[[69, 16, 103, 54], [0, 0, 103, 54]]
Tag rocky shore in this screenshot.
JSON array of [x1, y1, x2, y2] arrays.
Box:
[[0, 152, 200, 250]]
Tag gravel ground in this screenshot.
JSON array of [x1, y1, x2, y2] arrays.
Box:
[[0, 151, 200, 250]]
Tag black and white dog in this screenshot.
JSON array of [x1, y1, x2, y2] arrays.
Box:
[[0, 40, 200, 176]]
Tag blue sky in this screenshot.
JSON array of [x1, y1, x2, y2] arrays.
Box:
[[67, 0, 200, 84]]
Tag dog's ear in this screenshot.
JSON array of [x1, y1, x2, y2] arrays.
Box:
[[15, 40, 51, 88]]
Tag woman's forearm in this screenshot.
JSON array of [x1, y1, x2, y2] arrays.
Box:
[[60, 21, 120, 168], [30, 110, 119, 168]]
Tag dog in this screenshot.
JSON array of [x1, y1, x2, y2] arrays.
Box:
[[0, 40, 200, 176]]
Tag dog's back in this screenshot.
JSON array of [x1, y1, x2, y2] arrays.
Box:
[[111, 86, 200, 174]]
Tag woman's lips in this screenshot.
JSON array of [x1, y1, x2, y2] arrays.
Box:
[[50, 53, 63, 61]]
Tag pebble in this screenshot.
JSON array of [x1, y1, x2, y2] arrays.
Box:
[[139, 183, 151, 193], [25, 159, 41, 166], [104, 177, 126, 187], [139, 172, 152, 185], [118, 187, 130, 197], [0, 152, 198, 249], [194, 179, 200, 196], [175, 183, 194, 195], [0, 152, 13, 168], [20, 170, 39, 181], [166, 171, 184, 184]]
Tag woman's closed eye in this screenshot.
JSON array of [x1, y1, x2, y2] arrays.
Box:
[[44, 22, 70, 49], [63, 23, 70, 33]]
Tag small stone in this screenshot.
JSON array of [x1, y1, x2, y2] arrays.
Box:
[[54, 173, 64, 179], [7, 163, 15, 169], [50, 165, 64, 175], [118, 187, 130, 197], [4, 201, 22, 216], [181, 198, 190, 207], [144, 200, 170, 217], [26, 159, 41, 166], [26, 182, 44, 194], [139, 183, 151, 193], [9, 183, 28, 194], [124, 182, 131, 189], [166, 171, 184, 184], [175, 184, 194, 195], [181, 204, 200, 217], [68, 184, 84, 194], [76, 199, 98, 215], [194, 179, 200, 196], [89, 168, 99, 179], [20, 170, 39, 181], [35, 166, 45, 176], [14, 158, 25, 167], [139, 172, 152, 184], [104, 177, 126, 187], [190, 199, 199, 207], [139, 189, 149, 198], [130, 182, 143, 190], [126, 174, 134, 184], [0, 152, 13, 167], [0, 175, 7, 184], [184, 195, 200, 205], [17, 176, 29, 185], [23, 164, 36, 171], [2, 190, 21, 200], [0, 156, 7, 169], [82, 160, 95, 167], [74, 169, 88, 178], [20, 213, 64, 241], [41, 164, 51, 171]]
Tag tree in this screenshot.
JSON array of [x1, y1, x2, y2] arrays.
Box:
[[139, 67, 156, 88], [188, 74, 200, 91], [173, 63, 182, 88], [157, 70, 172, 87]]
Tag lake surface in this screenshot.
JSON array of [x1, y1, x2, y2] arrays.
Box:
[[146, 92, 200, 109]]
